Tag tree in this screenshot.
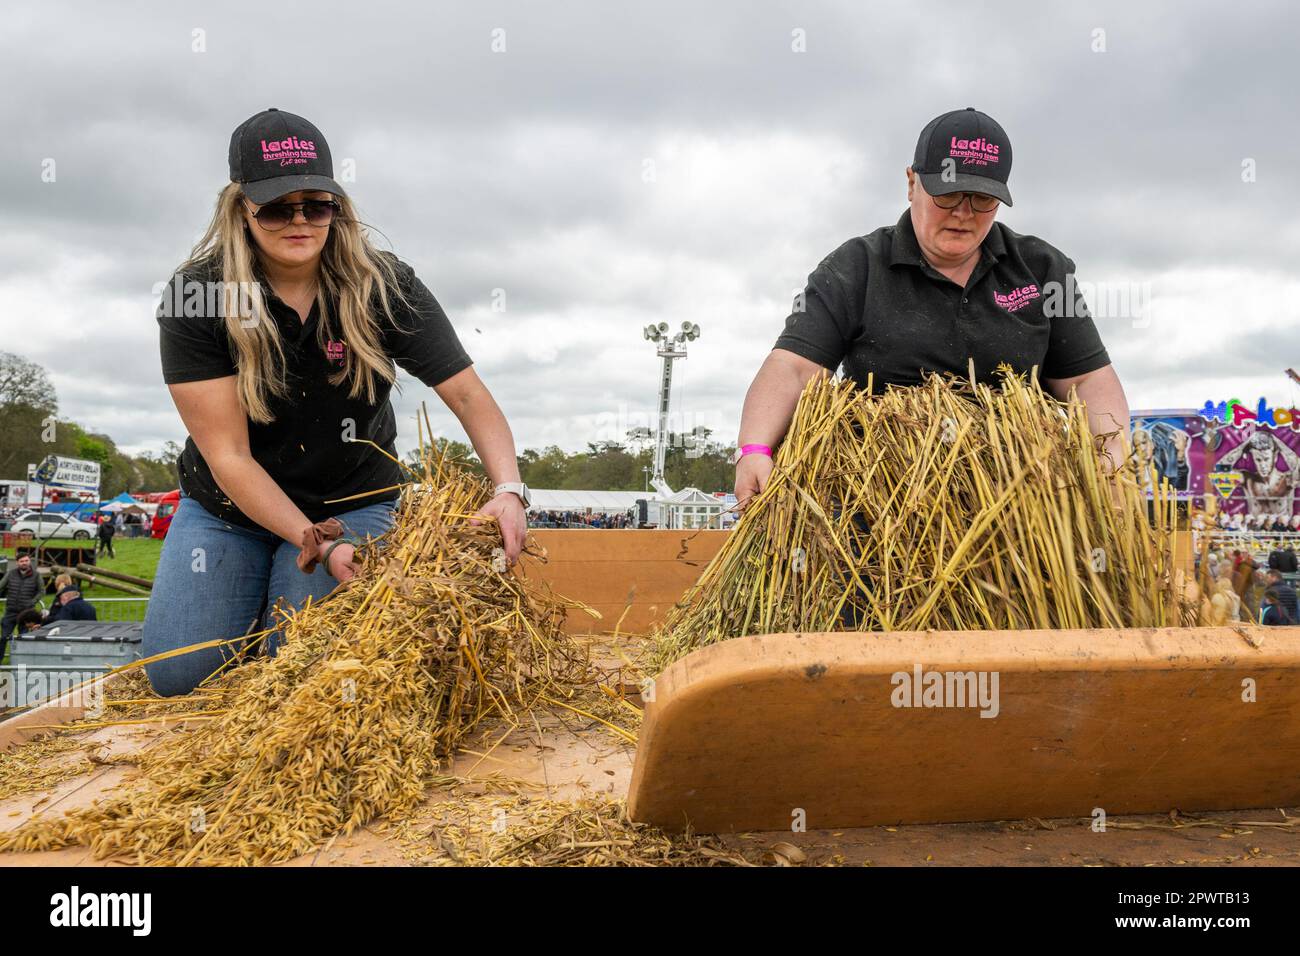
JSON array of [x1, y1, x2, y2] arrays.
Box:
[[405, 437, 484, 477], [518, 445, 570, 488], [0, 353, 60, 478], [135, 442, 184, 491], [0, 352, 57, 414], [663, 430, 732, 493]]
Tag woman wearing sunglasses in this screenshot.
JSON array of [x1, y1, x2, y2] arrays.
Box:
[[145, 108, 530, 696], [735, 107, 1130, 507]]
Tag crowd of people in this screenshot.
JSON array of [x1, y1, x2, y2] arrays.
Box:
[[527, 509, 637, 529], [1200, 545, 1299, 626], [1211, 512, 1300, 533], [0, 558, 98, 661]]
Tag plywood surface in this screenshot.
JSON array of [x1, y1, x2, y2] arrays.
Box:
[[4, 626, 1299, 866], [521, 529, 725, 634]]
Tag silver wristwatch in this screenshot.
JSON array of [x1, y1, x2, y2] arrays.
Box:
[[494, 482, 531, 508]]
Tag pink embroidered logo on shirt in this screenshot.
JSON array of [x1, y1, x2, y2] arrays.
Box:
[[325, 340, 347, 363], [261, 136, 318, 168], [949, 136, 1001, 168], [994, 284, 1040, 313]]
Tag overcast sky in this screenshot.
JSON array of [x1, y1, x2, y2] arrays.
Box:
[[2, 0, 1297, 465]]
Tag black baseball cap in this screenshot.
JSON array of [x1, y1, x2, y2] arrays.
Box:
[[912, 107, 1013, 207], [228, 108, 346, 205]]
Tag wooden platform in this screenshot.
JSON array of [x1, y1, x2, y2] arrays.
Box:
[[628, 625, 1300, 833], [3, 628, 1299, 866]]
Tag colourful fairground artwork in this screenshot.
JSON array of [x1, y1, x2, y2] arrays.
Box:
[[1130, 399, 1300, 525]]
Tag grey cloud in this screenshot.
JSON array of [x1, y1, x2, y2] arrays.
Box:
[[1, 0, 1298, 462]]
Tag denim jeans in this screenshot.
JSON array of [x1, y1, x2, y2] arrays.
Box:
[[142, 491, 398, 697]]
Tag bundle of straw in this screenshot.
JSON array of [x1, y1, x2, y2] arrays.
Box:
[[0, 448, 593, 865], [655, 367, 1192, 667]]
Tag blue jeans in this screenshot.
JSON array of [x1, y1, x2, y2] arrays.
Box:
[[142, 492, 398, 697]]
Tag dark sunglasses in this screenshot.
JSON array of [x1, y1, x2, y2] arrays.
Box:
[[245, 198, 341, 230], [931, 191, 1000, 213]]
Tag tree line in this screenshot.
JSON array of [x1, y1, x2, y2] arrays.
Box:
[[1, 353, 737, 499], [0, 352, 180, 496], [419, 435, 735, 494]]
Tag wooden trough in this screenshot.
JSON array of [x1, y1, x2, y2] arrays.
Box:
[[5, 529, 1294, 867], [628, 624, 1300, 832]]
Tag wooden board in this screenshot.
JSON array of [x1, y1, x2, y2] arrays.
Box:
[[0, 673, 109, 752], [628, 625, 1300, 832], [5, 634, 1300, 868], [520, 530, 727, 635]]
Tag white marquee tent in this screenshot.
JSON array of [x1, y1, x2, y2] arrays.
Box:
[[527, 489, 646, 514]]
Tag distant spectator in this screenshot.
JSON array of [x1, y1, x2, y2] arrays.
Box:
[[1209, 578, 1241, 624], [45, 586, 97, 624], [97, 512, 116, 557], [1259, 588, 1294, 626], [15, 608, 45, 633], [1233, 551, 1260, 618], [0, 554, 47, 661], [1264, 570, 1298, 621]]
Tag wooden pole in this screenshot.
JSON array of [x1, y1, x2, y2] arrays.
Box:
[[75, 563, 153, 590], [55, 564, 149, 596]]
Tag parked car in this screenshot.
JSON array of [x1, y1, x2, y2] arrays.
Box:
[[9, 513, 97, 540], [151, 490, 180, 539]]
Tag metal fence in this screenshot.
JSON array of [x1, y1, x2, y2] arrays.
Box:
[[83, 597, 150, 621], [1204, 531, 1300, 559]]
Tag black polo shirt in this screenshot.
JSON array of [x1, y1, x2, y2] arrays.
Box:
[[157, 254, 472, 531], [773, 209, 1110, 390]]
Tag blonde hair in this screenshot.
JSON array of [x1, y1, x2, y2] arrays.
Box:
[[180, 183, 412, 424], [55, 573, 73, 590]]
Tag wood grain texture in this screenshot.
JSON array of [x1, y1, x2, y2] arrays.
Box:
[[520, 529, 727, 634], [628, 625, 1300, 831]]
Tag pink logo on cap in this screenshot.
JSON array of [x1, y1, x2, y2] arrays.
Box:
[[261, 135, 319, 169], [949, 136, 1000, 168]]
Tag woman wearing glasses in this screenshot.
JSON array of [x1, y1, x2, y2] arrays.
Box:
[[145, 108, 530, 696], [734, 107, 1130, 506]]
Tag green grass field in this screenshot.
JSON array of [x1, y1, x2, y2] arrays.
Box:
[[2, 537, 164, 591], [1, 537, 164, 664]]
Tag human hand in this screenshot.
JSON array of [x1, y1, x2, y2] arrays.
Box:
[[735, 453, 774, 511], [327, 542, 359, 582], [472, 492, 527, 566]]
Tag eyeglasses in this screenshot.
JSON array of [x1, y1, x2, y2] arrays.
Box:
[[244, 198, 341, 230], [931, 191, 1000, 213]]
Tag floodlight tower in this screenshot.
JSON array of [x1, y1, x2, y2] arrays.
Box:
[[642, 320, 701, 498]]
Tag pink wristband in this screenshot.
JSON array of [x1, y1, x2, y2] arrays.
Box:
[[740, 443, 773, 458]]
